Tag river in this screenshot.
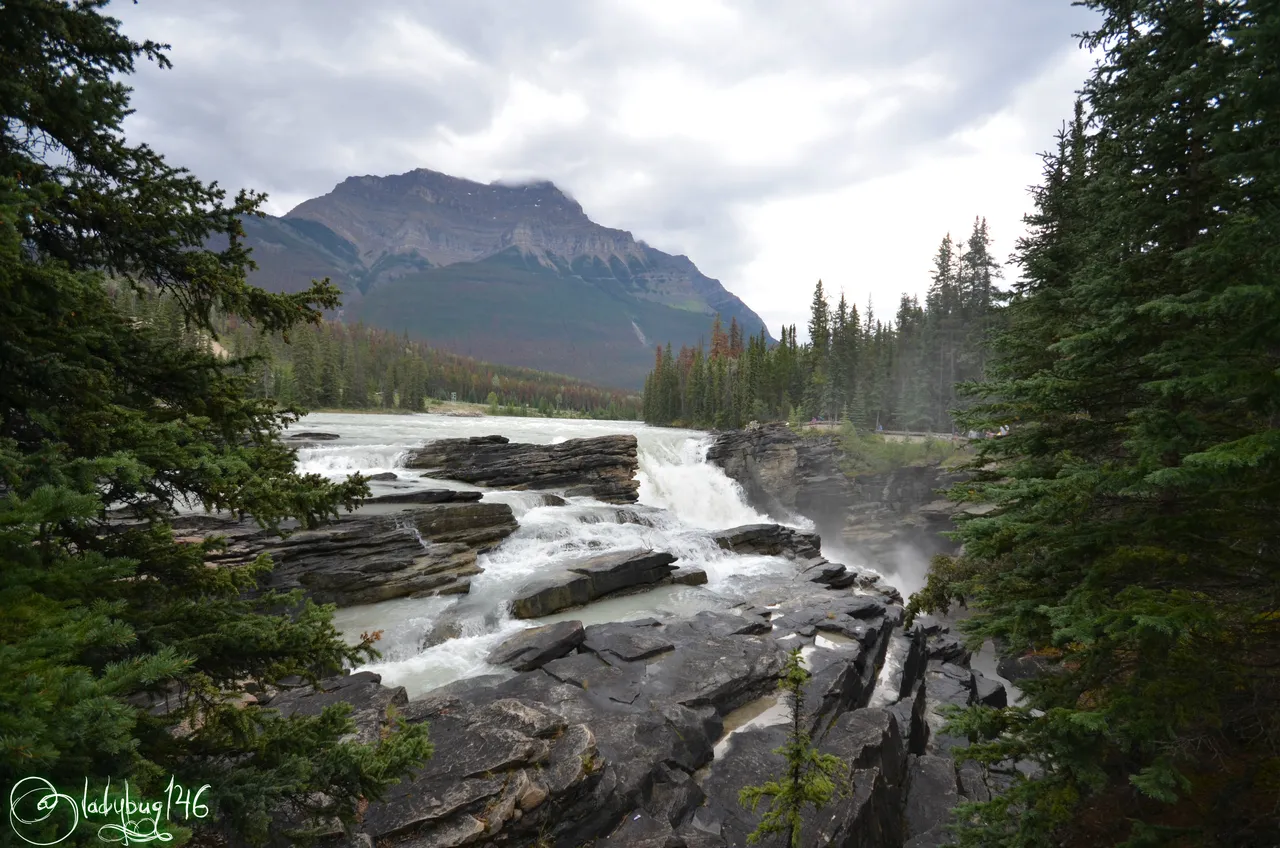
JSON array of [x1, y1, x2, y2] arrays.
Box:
[[288, 412, 820, 697]]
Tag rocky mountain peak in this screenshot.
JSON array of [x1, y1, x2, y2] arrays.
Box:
[[241, 165, 772, 388]]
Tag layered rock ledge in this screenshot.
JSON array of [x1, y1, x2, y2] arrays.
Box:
[[173, 497, 517, 606], [403, 433, 640, 504]]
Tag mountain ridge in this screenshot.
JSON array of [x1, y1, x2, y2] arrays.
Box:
[[241, 167, 771, 388]]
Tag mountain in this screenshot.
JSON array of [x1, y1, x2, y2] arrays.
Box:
[[240, 168, 771, 388]]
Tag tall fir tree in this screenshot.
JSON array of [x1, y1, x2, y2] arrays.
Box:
[[912, 3, 1280, 845]]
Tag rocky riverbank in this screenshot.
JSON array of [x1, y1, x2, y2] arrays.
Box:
[[266, 526, 1002, 848], [144, 432, 648, 609], [170, 492, 518, 605]]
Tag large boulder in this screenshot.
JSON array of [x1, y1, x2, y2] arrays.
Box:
[[404, 433, 640, 503], [359, 695, 601, 847], [186, 502, 517, 605], [510, 550, 679, 619]]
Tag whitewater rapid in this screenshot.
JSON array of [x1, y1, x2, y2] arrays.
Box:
[[289, 412, 813, 697]]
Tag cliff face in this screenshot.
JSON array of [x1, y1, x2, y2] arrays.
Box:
[[239, 169, 772, 389], [704, 422, 855, 539], [707, 423, 970, 568]]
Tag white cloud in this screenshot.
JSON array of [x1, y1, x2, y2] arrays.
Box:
[[110, 0, 1101, 340], [735, 44, 1094, 339]]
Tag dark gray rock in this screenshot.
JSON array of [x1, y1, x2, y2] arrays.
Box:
[[712, 523, 822, 560], [996, 651, 1054, 683], [363, 488, 483, 505], [889, 679, 930, 756], [671, 566, 708, 586], [644, 762, 706, 828], [487, 620, 586, 671], [366, 471, 399, 482], [191, 502, 517, 605], [904, 754, 959, 841], [641, 613, 787, 715], [706, 422, 855, 536], [910, 613, 946, 637], [604, 810, 679, 846], [972, 671, 1008, 708], [584, 621, 676, 663], [701, 710, 908, 848], [404, 433, 640, 503], [267, 672, 407, 746], [928, 633, 972, 665], [286, 431, 340, 440], [958, 761, 991, 803], [801, 644, 864, 730], [674, 809, 728, 847], [511, 550, 679, 618], [355, 696, 597, 846]]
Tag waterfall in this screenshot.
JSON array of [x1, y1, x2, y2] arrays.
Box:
[[307, 414, 808, 697]]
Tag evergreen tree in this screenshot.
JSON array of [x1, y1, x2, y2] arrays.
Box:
[[912, 3, 1280, 845], [0, 2, 433, 844], [807, 280, 831, 364], [739, 649, 845, 847], [640, 232, 1000, 433]]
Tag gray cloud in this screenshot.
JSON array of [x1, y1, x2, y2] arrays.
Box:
[[110, 0, 1098, 337]]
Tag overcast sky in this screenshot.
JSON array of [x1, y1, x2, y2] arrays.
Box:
[[110, 0, 1099, 341]]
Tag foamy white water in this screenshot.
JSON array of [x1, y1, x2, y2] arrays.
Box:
[[294, 412, 811, 696]]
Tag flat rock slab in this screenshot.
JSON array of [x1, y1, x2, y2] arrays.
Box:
[[584, 621, 675, 663], [488, 620, 586, 671], [404, 433, 640, 503], [364, 489, 483, 505], [511, 550, 678, 619]]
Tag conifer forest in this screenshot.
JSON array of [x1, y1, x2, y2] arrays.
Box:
[[641, 217, 1001, 432], [111, 284, 643, 419]]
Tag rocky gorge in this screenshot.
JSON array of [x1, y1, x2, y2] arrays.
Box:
[[706, 423, 975, 576], [189, 414, 1021, 847]]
